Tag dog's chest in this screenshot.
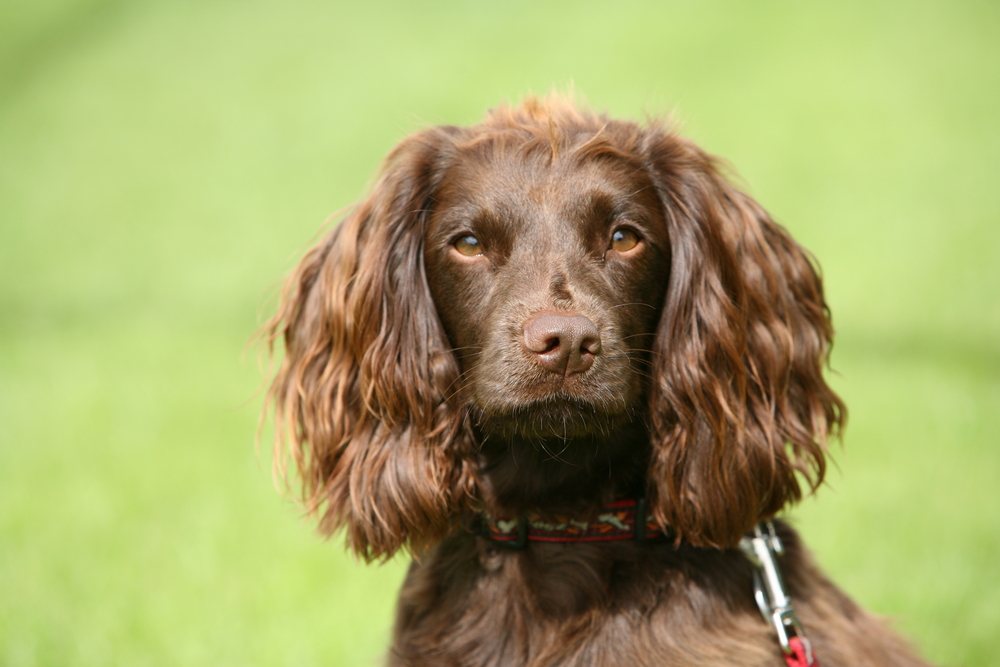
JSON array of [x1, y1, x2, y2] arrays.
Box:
[[389, 538, 783, 667]]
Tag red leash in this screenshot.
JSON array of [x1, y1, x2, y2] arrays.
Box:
[[785, 637, 818, 667]]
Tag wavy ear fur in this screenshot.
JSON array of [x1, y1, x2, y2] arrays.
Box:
[[643, 129, 846, 548], [266, 129, 476, 560]]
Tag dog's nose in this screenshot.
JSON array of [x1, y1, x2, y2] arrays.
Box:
[[522, 311, 602, 376]]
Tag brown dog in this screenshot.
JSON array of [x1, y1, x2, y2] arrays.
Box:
[[266, 97, 929, 666]]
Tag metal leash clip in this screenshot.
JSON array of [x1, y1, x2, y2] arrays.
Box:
[[739, 522, 815, 664]]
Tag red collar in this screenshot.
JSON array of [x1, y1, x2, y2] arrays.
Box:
[[482, 499, 668, 548]]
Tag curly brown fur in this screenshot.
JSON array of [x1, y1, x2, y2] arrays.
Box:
[[265, 96, 929, 665]]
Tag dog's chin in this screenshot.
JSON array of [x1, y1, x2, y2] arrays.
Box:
[[474, 394, 630, 440]]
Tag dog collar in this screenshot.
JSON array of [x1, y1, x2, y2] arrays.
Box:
[[481, 498, 668, 548], [483, 508, 819, 666]]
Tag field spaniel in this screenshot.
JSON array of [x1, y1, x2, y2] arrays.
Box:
[[266, 97, 929, 666]]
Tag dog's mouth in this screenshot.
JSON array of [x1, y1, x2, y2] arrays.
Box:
[[466, 336, 646, 439], [473, 393, 631, 440]]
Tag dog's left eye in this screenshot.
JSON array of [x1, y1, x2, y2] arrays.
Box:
[[453, 234, 484, 257], [609, 228, 641, 253]]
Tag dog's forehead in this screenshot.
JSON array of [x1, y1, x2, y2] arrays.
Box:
[[433, 147, 649, 230]]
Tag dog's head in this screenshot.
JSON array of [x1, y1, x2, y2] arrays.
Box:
[[266, 97, 844, 558]]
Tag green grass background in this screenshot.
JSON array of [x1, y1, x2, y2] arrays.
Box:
[[2, 1, 997, 665]]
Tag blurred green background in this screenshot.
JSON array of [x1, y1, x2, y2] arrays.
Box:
[[2, 1, 997, 665]]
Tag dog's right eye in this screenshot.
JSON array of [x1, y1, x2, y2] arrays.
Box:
[[453, 234, 484, 257], [609, 227, 641, 254]]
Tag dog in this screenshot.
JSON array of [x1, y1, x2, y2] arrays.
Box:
[[266, 97, 930, 666]]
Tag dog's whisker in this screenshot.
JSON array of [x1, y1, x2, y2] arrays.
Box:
[[610, 302, 657, 311]]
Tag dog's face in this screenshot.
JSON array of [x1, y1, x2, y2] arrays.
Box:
[[424, 146, 670, 439], [267, 98, 844, 558]]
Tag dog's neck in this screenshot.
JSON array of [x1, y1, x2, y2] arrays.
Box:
[[474, 419, 650, 518]]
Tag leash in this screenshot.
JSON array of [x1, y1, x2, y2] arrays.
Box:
[[482, 502, 819, 666], [739, 522, 819, 667]]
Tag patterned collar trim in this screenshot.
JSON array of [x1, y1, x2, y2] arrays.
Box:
[[481, 499, 669, 548]]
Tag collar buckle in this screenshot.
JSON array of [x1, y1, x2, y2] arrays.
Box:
[[739, 522, 815, 665]]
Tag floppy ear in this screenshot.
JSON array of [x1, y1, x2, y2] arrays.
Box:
[[643, 129, 846, 548], [266, 129, 476, 560]]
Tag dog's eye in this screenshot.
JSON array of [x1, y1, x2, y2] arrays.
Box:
[[610, 228, 641, 253], [453, 234, 484, 257]]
